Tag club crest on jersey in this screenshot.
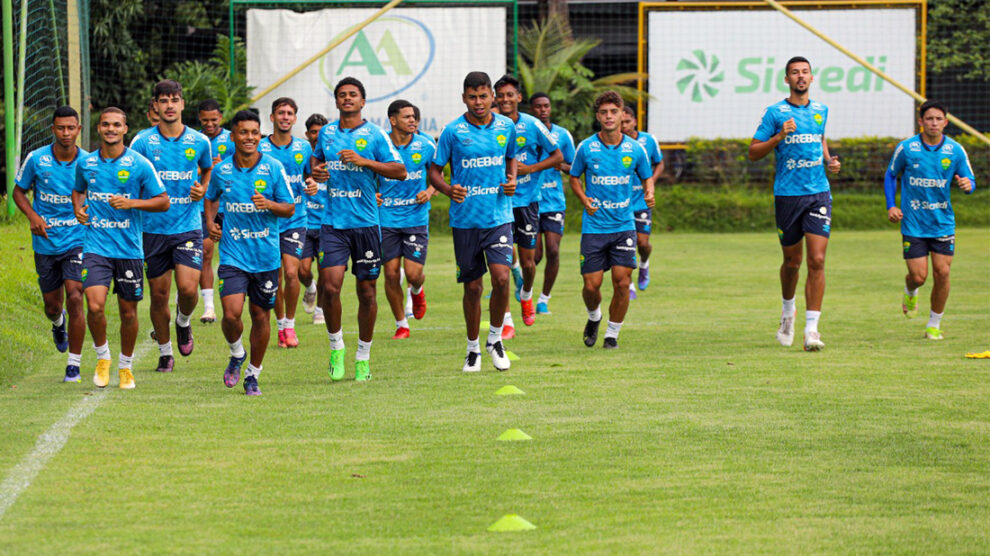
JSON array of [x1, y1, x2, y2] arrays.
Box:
[[254, 179, 268, 192], [411, 153, 422, 164], [294, 153, 304, 165], [621, 156, 633, 169], [940, 158, 951, 170], [184, 148, 196, 161], [516, 136, 527, 148], [117, 170, 130, 183], [813, 114, 823, 126], [496, 135, 507, 147], [218, 145, 228, 154], [355, 138, 368, 151]]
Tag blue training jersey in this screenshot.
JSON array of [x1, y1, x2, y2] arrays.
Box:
[[511, 112, 558, 207], [313, 120, 401, 230], [15, 144, 87, 255], [259, 135, 311, 232], [206, 154, 294, 273], [130, 125, 213, 235], [433, 113, 517, 229], [570, 134, 652, 235], [537, 123, 575, 214], [73, 147, 166, 259], [208, 128, 235, 161], [379, 133, 437, 228], [629, 131, 663, 212], [888, 134, 976, 238], [305, 176, 327, 231], [753, 99, 831, 196]]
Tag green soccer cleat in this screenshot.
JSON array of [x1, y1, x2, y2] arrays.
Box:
[[902, 292, 919, 318], [329, 348, 346, 381], [354, 360, 371, 382], [924, 327, 943, 340]]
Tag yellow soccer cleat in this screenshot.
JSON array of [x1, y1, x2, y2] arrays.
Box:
[[93, 359, 111, 388], [118, 368, 136, 390]]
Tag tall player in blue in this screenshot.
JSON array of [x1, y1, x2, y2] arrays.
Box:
[[13, 106, 88, 382], [429, 71, 518, 373], [620, 105, 664, 298], [311, 77, 406, 382], [884, 100, 976, 340], [570, 91, 654, 350], [131, 80, 213, 374], [749, 56, 841, 352], [197, 99, 235, 324]]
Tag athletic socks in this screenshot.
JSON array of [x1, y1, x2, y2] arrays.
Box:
[[396, 318, 409, 330], [466, 337, 481, 354], [67, 352, 82, 367], [587, 306, 602, 322], [538, 293, 551, 305], [328, 329, 345, 350], [277, 318, 288, 332], [176, 310, 191, 328], [640, 259, 650, 271], [927, 310, 943, 330], [305, 281, 317, 295], [228, 337, 245, 359], [94, 342, 111, 360], [49, 312, 65, 326], [356, 340, 372, 361], [314, 307, 324, 318], [118, 353, 133, 370], [805, 311, 821, 334], [487, 324, 503, 346], [159, 341, 174, 357], [905, 285, 919, 296], [604, 321, 623, 340], [201, 289, 214, 311], [782, 297, 796, 316], [503, 312, 515, 327], [520, 288, 533, 301], [286, 318, 295, 329], [411, 283, 423, 295], [511, 259, 521, 271], [245, 363, 262, 378]]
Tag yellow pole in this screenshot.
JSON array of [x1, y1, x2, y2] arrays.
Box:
[[636, 1, 645, 130], [233, 0, 405, 113], [764, 0, 989, 147], [67, 0, 81, 114]]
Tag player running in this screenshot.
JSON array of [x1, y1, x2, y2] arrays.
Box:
[[197, 99, 235, 323], [204, 110, 295, 395], [258, 97, 313, 348], [748, 56, 841, 352], [570, 91, 654, 350], [300, 113, 329, 325], [529, 92, 575, 315], [72, 107, 169, 389], [13, 106, 88, 382], [130, 80, 213, 373], [884, 100, 976, 340], [311, 77, 406, 382], [620, 105, 664, 298], [379, 100, 436, 339], [494, 75, 562, 327], [429, 71, 518, 372]]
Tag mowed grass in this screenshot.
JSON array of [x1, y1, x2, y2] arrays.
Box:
[[0, 222, 988, 554]]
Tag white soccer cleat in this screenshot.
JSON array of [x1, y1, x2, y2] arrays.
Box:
[[462, 351, 481, 373], [313, 309, 325, 325], [486, 341, 511, 371], [776, 312, 796, 347], [803, 331, 825, 352], [303, 288, 317, 314]]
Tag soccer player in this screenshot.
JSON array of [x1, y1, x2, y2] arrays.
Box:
[[380, 99, 436, 339], [131, 99, 161, 143], [620, 105, 664, 297], [204, 110, 295, 396], [300, 113, 329, 325], [131, 80, 213, 373], [197, 99, 235, 323], [72, 107, 169, 389], [428, 71, 518, 372], [884, 100, 976, 340], [13, 106, 88, 382], [311, 77, 406, 382], [529, 92, 575, 315], [748, 56, 841, 352], [570, 91, 654, 350], [258, 97, 312, 348]]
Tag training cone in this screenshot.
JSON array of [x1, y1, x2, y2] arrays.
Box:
[[487, 514, 537, 532], [505, 350, 520, 361], [497, 428, 532, 441], [495, 385, 525, 396]]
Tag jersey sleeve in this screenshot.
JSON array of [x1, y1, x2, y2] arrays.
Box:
[[432, 126, 452, 167], [569, 143, 586, 177], [635, 143, 653, 181], [374, 128, 402, 164], [139, 159, 167, 199], [302, 142, 313, 175], [504, 125, 518, 160], [536, 121, 559, 153], [647, 135, 663, 164], [14, 150, 36, 191], [887, 143, 907, 176], [206, 171, 223, 202], [312, 128, 327, 162], [197, 137, 213, 171], [560, 130, 576, 165], [955, 145, 977, 191], [73, 160, 88, 193], [753, 108, 778, 142], [272, 162, 294, 205]]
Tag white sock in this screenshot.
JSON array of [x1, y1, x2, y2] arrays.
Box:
[[277, 318, 287, 331], [176, 310, 191, 328], [399, 267, 406, 285], [118, 353, 133, 370], [511, 259, 521, 270], [782, 297, 796, 316], [228, 337, 245, 358], [411, 283, 423, 295], [905, 285, 918, 296], [356, 340, 372, 361], [467, 337, 480, 354], [588, 306, 602, 322], [314, 307, 324, 318], [629, 283, 636, 292], [94, 342, 111, 360], [201, 289, 214, 310], [927, 310, 943, 329], [605, 320, 623, 339], [396, 318, 409, 329], [521, 288, 533, 301], [306, 281, 317, 295], [286, 318, 295, 329], [159, 341, 173, 357], [503, 312, 514, 327], [640, 259, 649, 270], [67, 352, 82, 367], [246, 363, 261, 378], [50, 312, 65, 326], [487, 324, 503, 346], [805, 310, 821, 334], [328, 329, 345, 350], [538, 293, 550, 304]]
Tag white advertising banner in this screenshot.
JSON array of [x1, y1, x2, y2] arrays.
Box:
[[247, 8, 506, 136], [647, 9, 916, 141]]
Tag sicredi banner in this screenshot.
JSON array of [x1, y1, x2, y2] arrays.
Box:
[[647, 9, 916, 141], [247, 8, 506, 136]]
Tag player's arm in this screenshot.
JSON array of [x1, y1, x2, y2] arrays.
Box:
[[261, 170, 296, 217], [519, 149, 562, 176], [309, 155, 329, 183], [72, 166, 90, 225], [191, 144, 214, 201], [112, 192, 169, 212], [204, 178, 222, 240], [749, 110, 794, 161], [569, 175, 596, 215], [954, 148, 976, 194], [822, 137, 840, 173], [337, 144, 406, 180], [429, 162, 464, 202], [502, 157, 518, 196], [12, 157, 48, 237]]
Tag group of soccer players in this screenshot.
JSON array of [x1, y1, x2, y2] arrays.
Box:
[[13, 56, 976, 394]]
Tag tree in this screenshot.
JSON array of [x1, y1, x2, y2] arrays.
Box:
[[927, 0, 990, 81]]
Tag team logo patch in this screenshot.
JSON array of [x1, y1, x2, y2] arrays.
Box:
[[903, 241, 911, 253], [318, 251, 324, 264], [294, 153, 304, 165], [813, 113, 823, 126], [940, 157, 951, 170], [777, 228, 784, 240], [516, 136, 527, 148], [218, 145, 227, 154], [184, 148, 196, 161], [579, 253, 585, 269], [186, 241, 194, 247], [81, 268, 88, 281], [456, 264, 460, 279], [218, 278, 224, 293], [254, 179, 267, 193], [355, 138, 368, 152], [496, 135, 507, 148], [365, 250, 374, 258], [117, 170, 130, 183], [411, 153, 422, 164], [621, 156, 632, 169], [819, 206, 827, 215]]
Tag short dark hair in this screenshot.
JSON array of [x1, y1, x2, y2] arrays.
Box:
[[198, 99, 221, 113], [147, 99, 157, 113], [230, 110, 260, 127], [412, 104, 421, 122], [271, 97, 298, 115], [494, 74, 522, 97], [463, 71, 492, 92], [529, 92, 550, 104], [305, 113, 328, 129], [785, 56, 811, 73], [334, 77, 366, 99], [52, 105, 79, 123], [152, 79, 183, 100], [100, 106, 127, 122], [919, 99, 948, 118], [594, 91, 623, 112], [387, 99, 414, 118], [622, 105, 636, 118]]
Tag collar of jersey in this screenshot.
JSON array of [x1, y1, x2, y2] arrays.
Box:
[[154, 124, 188, 142], [99, 147, 128, 164], [49, 143, 81, 166], [783, 98, 813, 109], [338, 120, 368, 134], [264, 136, 295, 149], [917, 134, 946, 152], [234, 154, 263, 173], [596, 132, 625, 150], [463, 114, 496, 129]]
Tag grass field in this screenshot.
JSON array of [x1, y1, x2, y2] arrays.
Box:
[[0, 222, 988, 554]]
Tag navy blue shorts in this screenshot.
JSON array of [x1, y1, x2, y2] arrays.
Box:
[[301, 228, 321, 260], [143, 231, 203, 279], [903, 234, 955, 259], [82, 253, 144, 301], [35, 247, 83, 293], [217, 265, 279, 310], [381, 226, 429, 265], [539, 211, 565, 236], [580, 231, 637, 274], [202, 211, 224, 240], [634, 209, 652, 235], [774, 192, 832, 246], [452, 224, 513, 283], [280, 227, 306, 259], [318, 225, 382, 281], [512, 202, 540, 249]]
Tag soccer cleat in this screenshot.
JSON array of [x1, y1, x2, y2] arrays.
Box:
[[176, 323, 194, 356], [277, 329, 288, 348], [536, 301, 550, 315], [411, 288, 427, 320], [200, 308, 216, 324], [284, 328, 299, 348], [628, 284, 637, 300], [243, 375, 261, 396], [486, 340, 510, 371], [902, 292, 919, 318], [583, 319, 601, 347], [502, 324, 516, 340], [93, 359, 111, 388], [924, 327, 944, 340], [355, 360, 372, 382], [392, 327, 410, 340], [803, 331, 825, 351], [776, 312, 796, 347], [303, 289, 317, 314], [462, 351, 482, 373], [603, 337, 619, 349], [638, 266, 650, 291], [511, 266, 523, 302], [313, 311, 325, 325], [118, 368, 135, 390], [52, 310, 69, 353], [63, 365, 81, 383], [155, 355, 174, 373], [329, 348, 346, 381], [521, 299, 535, 326], [223, 355, 245, 388]]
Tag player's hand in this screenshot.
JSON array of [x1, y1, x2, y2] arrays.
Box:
[[212, 155, 222, 166], [779, 118, 797, 138], [376, 192, 383, 207], [955, 174, 973, 192], [337, 149, 367, 167], [517, 162, 533, 176], [28, 214, 50, 238], [75, 204, 89, 225], [415, 187, 434, 204], [502, 178, 516, 197], [449, 184, 467, 203], [304, 177, 319, 196], [644, 191, 656, 209], [251, 192, 269, 211], [827, 156, 841, 174], [887, 207, 903, 223], [209, 223, 222, 241], [311, 162, 329, 183], [109, 195, 133, 210], [189, 181, 206, 202], [583, 197, 598, 216]]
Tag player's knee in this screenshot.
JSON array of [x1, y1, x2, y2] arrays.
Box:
[[464, 280, 483, 298], [150, 287, 170, 306], [356, 284, 376, 305], [545, 248, 560, 266], [806, 253, 826, 271], [298, 267, 313, 284], [932, 265, 950, 282], [222, 308, 239, 323], [615, 274, 632, 290], [322, 280, 342, 298], [490, 272, 509, 290], [66, 289, 84, 310], [383, 266, 401, 284], [43, 302, 62, 319], [118, 305, 138, 322], [86, 297, 105, 315]]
